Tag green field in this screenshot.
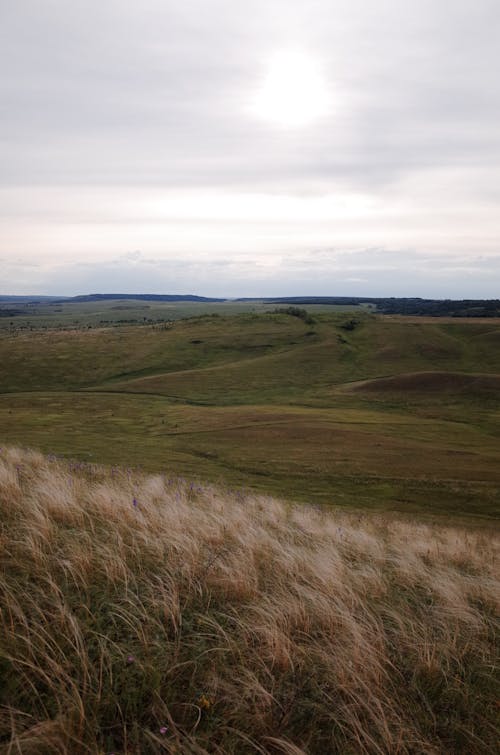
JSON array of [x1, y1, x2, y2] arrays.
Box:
[[1, 306, 500, 520], [0, 297, 370, 330]]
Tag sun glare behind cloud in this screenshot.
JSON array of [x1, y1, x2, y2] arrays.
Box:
[[251, 51, 331, 128]]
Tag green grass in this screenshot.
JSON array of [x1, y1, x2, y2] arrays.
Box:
[[1, 310, 500, 520], [0, 297, 368, 330]]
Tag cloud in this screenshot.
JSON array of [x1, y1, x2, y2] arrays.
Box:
[[5, 246, 500, 299], [2, 0, 499, 191], [0, 1, 499, 295]]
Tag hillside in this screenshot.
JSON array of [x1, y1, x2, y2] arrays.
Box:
[[1, 311, 500, 519], [56, 294, 226, 304], [0, 446, 498, 753]]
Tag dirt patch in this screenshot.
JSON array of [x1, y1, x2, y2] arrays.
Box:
[[348, 371, 500, 395]]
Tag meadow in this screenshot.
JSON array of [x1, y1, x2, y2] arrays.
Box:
[[0, 297, 369, 331], [1, 305, 500, 520], [1, 305, 499, 753], [0, 446, 498, 753]]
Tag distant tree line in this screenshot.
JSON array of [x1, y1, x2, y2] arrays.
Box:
[[0, 309, 25, 317], [54, 294, 225, 304], [257, 297, 500, 317]]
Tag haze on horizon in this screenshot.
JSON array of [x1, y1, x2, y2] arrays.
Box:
[[1, 0, 499, 299]]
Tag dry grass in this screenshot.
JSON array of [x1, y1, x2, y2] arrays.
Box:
[[0, 447, 498, 754]]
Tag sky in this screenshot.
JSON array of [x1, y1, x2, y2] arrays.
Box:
[[1, 0, 499, 298]]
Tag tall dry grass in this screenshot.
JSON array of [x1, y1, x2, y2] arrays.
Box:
[[0, 446, 498, 754]]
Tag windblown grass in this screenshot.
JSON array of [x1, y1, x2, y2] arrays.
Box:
[[0, 447, 498, 753]]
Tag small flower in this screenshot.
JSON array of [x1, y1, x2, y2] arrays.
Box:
[[133, 497, 138, 507], [126, 654, 135, 663], [159, 726, 168, 735], [198, 693, 213, 710]]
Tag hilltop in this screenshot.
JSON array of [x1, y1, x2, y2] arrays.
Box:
[[0, 446, 498, 753], [54, 294, 226, 304]]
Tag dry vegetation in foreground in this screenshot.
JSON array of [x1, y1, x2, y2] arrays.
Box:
[[0, 447, 499, 754]]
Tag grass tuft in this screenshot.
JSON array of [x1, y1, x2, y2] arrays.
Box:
[[0, 446, 498, 753]]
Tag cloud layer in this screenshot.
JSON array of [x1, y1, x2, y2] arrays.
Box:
[[1, 0, 499, 295]]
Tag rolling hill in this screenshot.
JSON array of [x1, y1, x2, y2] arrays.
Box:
[[0, 310, 499, 519]]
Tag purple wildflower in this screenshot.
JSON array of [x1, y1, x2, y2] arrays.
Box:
[[159, 726, 168, 735], [133, 497, 138, 508], [126, 654, 135, 663]]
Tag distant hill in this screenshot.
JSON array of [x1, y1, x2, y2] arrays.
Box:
[[55, 293, 226, 303], [3, 293, 500, 317], [0, 295, 67, 303]]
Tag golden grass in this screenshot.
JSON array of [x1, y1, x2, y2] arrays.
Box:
[[0, 446, 498, 754]]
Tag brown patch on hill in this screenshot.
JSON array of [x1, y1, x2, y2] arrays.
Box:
[[474, 329, 500, 347], [381, 315, 500, 324], [348, 371, 500, 395]]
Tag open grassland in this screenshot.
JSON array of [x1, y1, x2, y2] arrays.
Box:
[[1, 311, 500, 519], [0, 447, 498, 754], [0, 298, 367, 331]]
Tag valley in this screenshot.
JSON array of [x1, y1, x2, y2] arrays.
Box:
[[2, 306, 499, 521]]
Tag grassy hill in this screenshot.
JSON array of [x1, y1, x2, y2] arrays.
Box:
[[0, 446, 498, 754], [1, 311, 500, 519]]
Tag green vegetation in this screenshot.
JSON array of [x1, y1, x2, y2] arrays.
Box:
[[2, 295, 500, 331], [269, 306, 316, 324], [1, 447, 498, 754], [0, 298, 364, 331], [1, 309, 500, 520], [1, 310, 499, 751]]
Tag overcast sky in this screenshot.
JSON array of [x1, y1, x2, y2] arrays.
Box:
[[1, 0, 499, 297]]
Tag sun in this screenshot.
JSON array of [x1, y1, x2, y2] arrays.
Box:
[[251, 51, 330, 128]]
